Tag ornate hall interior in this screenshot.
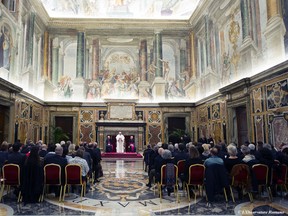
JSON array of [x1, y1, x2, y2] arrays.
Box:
[[0, 0, 288, 215]]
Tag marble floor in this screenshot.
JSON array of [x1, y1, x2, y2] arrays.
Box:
[[0, 159, 288, 216]]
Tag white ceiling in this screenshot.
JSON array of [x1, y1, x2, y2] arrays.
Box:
[[40, 0, 200, 20]]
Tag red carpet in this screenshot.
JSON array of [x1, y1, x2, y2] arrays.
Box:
[[101, 152, 143, 159]]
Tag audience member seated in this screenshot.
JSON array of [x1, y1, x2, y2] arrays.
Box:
[[201, 144, 210, 161], [224, 144, 242, 173], [86, 142, 101, 184], [127, 143, 136, 152], [44, 146, 68, 197], [146, 147, 163, 187], [68, 143, 76, 158], [241, 145, 259, 167], [7, 143, 26, 167], [38, 144, 48, 158], [248, 143, 260, 159], [21, 146, 44, 204], [0, 141, 9, 172], [168, 144, 175, 157], [78, 146, 92, 178], [215, 143, 228, 160], [204, 147, 229, 202], [69, 149, 90, 192], [159, 149, 175, 196], [184, 145, 202, 182], [174, 143, 179, 154], [174, 143, 189, 164]]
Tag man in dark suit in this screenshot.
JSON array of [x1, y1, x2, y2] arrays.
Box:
[[173, 143, 189, 164], [105, 135, 113, 152], [44, 146, 67, 197], [7, 143, 26, 166]]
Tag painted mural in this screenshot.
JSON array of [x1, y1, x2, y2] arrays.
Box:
[[40, 0, 200, 19], [0, 25, 12, 70]]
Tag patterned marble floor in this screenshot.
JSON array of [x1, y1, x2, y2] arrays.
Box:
[[0, 159, 287, 216]]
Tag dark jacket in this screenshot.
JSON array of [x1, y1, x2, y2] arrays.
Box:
[[205, 163, 229, 202], [7, 152, 26, 167], [21, 161, 44, 204]]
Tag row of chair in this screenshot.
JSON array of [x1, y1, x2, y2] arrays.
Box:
[[156, 162, 288, 203], [0, 163, 86, 202]]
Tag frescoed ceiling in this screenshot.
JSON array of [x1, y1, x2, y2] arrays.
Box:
[[40, 0, 200, 20]]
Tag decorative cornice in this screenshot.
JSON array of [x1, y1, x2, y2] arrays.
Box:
[[219, 78, 251, 95], [0, 78, 22, 93]]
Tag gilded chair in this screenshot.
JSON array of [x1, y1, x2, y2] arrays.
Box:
[[252, 164, 272, 201], [229, 164, 253, 202], [63, 164, 86, 201], [157, 163, 179, 203], [185, 164, 205, 203], [42, 164, 63, 202], [0, 164, 22, 202]]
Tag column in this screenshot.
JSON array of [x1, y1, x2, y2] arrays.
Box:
[[154, 32, 163, 77], [52, 38, 59, 86], [151, 31, 166, 101], [92, 39, 100, 80], [28, 13, 35, 67], [267, 0, 280, 21], [241, 0, 250, 40], [73, 31, 86, 100], [58, 46, 64, 80], [139, 39, 147, 81], [85, 40, 89, 79], [138, 39, 151, 100], [180, 49, 186, 75], [264, 0, 285, 64], [76, 32, 85, 78], [43, 31, 49, 78], [190, 32, 196, 79], [239, 0, 257, 77], [205, 15, 211, 68]]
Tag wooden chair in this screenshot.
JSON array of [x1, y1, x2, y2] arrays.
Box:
[[42, 164, 63, 202], [157, 163, 179, 203], [185, 164, 205, 203], [0, 164, 22, 202], [63, 164, 86, 201], [252, 164, 272, 201], [229, 164, 253, 202]]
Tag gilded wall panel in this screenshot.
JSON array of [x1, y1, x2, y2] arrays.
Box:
[[254, 115, 265, 143], [252, 87, 263, 113], [148, 125, 161, 145], [212, 103, 220, 120], [80, 110, 94, 123], [198, 107, 207, 123], [266, 79, 288, 110], [20, 102, 29, 119], [148, 110, 161, 124], [80, 124, 93, 143], [268, 114, 288, 148]]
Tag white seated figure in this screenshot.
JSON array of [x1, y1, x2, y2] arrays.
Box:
[[116, 131, 125, 153]]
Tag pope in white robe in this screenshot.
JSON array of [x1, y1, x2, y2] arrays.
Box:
[[116, 132, 125, 153]]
